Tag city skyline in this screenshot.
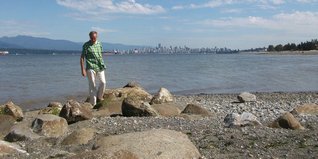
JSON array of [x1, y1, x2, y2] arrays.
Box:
[[0, 0, 318, 49]]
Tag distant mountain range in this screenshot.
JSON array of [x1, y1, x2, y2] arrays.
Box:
[[0, 35, 146, 51]]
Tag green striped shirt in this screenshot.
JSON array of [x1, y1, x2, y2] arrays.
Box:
[[82, 40, 106, 72]]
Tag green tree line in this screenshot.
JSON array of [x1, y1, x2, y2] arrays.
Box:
[[267, 39, 318, 52]]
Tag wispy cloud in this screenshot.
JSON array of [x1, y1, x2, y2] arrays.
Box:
[[0, 20, 50, 37], [57, 0, 165, 20], [91, 26, 117, 33], [172, 0, 289, 10], [296, 0, 318, 3], [198, 11, 318, 35]]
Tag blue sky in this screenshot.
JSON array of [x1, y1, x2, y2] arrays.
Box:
[[0, 0, 318, 49]]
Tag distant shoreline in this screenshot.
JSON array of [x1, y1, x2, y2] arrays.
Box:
[[241, 50, 318, 55]]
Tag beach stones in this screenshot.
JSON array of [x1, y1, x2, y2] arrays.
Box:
[[291, 103, 318, 115], [224, 112, 261, 127], [1, 101, 24, 121], [59, 100, 93, 124], [181, 104, 212, 117], [0, 140, 28, 157], [270, 112, 304, 130], [150, 87, 175, 104], [32, 114, 68, 138], [122, 98, 159, 117], [61, 128, 95, 145], [91, 129, 201, 159], [237, 92, 257, 103]]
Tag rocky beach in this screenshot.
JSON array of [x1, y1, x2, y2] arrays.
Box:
[[0, 82, 318, 159]]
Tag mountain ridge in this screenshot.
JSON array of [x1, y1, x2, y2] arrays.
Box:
[[0, 35, 146, 51]]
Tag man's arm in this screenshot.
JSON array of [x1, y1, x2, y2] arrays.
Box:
[[80, 53, 86, 77]]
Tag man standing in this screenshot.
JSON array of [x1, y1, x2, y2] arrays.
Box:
[[80, 31, 106, 106]]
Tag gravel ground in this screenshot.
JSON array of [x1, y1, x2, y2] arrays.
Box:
[[6, 92, 318, 159]]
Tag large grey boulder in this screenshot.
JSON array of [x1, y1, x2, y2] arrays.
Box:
[[237, 92, 257, 103], [0, 140, 28, 157], [87, 129, 201, 159], [59, 100, 93, 124], [5, 122, 41, 142], [224, 112, 261, 127], [122, 97, 159, 117], [150, 87, 175, 104], [1, 101, 24, 121], [270, 112, 304, 130], [32, 114, 68, 138]]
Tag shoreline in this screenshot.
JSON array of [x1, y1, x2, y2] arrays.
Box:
[[12, 90, 318, 112]]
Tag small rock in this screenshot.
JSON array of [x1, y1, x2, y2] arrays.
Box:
[[181, 104, 212, 117], [224, 112, 261, 127], [32, 114, 68, 138], [59, 100, 93, 124], [0, 115, 16, 139], [237, 92, 257, 103], [123, 81, 141, 88], [291, 103, 318, 115], [82, 102, 93, 110], [61, 128, 95, 145], [150, 87, 175, 104], [47, 102, 63, 108], [122, 97, 159, 117], [2, 101, 24, 121], [38, 107, 61, 116], [104, 85, 152, 101], [152, 103, 181, 117], [270, 112, 304, 130]]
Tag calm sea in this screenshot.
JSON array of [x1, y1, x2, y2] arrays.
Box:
[[1, 53, 318, 110]]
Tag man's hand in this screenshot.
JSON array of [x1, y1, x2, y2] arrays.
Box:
[[80, 55, 86, 77], [81, 69, 86, 77]]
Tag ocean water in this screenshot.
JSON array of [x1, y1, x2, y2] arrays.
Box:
[[1, 53, 318, 110]]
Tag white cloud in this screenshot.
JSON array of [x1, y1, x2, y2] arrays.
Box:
[[221, 8, 242, 13], [198, 11, 318, 35], [56, 0, 165, 19], [172, 0, 288, 10], [296, 0, 318, 3]]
